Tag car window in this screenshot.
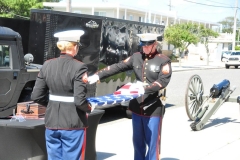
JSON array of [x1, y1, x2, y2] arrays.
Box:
[[0, 45, 11, 68]]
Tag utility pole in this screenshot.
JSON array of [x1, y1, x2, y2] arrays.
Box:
[[232, 0, 238, 51], [168, 0, 171, 11], [238, 28, 240, 43], [167, 0, 172, 50], [66, 0, 72, 12]]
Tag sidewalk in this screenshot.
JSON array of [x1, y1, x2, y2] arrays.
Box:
[[171, 54, 225, 72], [96, 102, 240, 160], [161, 102, 240, 160]]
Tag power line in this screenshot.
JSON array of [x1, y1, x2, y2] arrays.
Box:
[[205, 0, 233, 7], [183, 0, 240, 9]]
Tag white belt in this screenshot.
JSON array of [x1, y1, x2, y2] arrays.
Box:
[[49, 95, 74, 102]]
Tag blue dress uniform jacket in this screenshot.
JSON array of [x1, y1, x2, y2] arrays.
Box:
[[97, 52, 172, 117], [31, 54, 91, 129]]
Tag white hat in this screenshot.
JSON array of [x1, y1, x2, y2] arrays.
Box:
[[54, 30, 84, 43], [136, 33, 161, 42]]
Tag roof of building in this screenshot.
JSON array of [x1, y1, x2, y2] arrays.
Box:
[[43, 2, 220, 26]]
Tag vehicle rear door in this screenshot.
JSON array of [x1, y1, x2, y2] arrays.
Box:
[[0, 41, 21, 112]]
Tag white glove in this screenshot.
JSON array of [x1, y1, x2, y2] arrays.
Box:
[[136, 81, 148, 87], [89, 102, 97, 112], [131, 82, 145, 95], [88, 75, 99, 84]]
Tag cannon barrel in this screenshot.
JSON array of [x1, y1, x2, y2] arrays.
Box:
[[210, 79, 230, 97]]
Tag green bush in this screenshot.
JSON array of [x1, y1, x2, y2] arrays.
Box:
[[235, 46, 240, 50]]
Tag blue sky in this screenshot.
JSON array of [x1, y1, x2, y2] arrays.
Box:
[[61, 0, 240, 23]]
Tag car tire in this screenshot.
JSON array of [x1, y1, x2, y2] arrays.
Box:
[[225, 64, 229, 69], [235, 66, 238, 69]]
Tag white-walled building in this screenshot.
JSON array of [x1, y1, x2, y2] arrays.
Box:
[[43, 1, 220, 31], [186, 33, 233, 61], [43, 1, 226, 61]]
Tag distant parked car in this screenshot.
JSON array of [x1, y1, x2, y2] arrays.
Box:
[[221, 51, 231, 61], [4, 55, 9, 66], [225, 51, 240, 69]]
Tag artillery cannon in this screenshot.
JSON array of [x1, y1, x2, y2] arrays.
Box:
[[185, 74, 237, 131]]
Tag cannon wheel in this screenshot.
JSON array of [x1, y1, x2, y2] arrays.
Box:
[[185, 74, 204, 121]]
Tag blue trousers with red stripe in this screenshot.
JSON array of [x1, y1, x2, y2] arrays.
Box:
[[132, 113, 162, 160], [45, 128, 86, 160]]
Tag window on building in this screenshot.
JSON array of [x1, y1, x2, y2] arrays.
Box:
[[94, 11, 106, 17], [129, 15, 133, 21], [146, 18, 151, 23], [139, 17, 142, 22]]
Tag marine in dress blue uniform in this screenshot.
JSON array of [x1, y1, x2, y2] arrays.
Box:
[[88, 33, 172, 160], [31, 30, 95, 160]]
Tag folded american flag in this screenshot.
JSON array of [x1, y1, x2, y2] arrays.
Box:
[[113, 83, 140, 95], [87, 83, 142, 106]]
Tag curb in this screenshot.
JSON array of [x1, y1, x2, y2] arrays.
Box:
[[172, 66, 225, 72]]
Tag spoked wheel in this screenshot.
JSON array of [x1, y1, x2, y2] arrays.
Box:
[[185, 74, 204, 121]]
